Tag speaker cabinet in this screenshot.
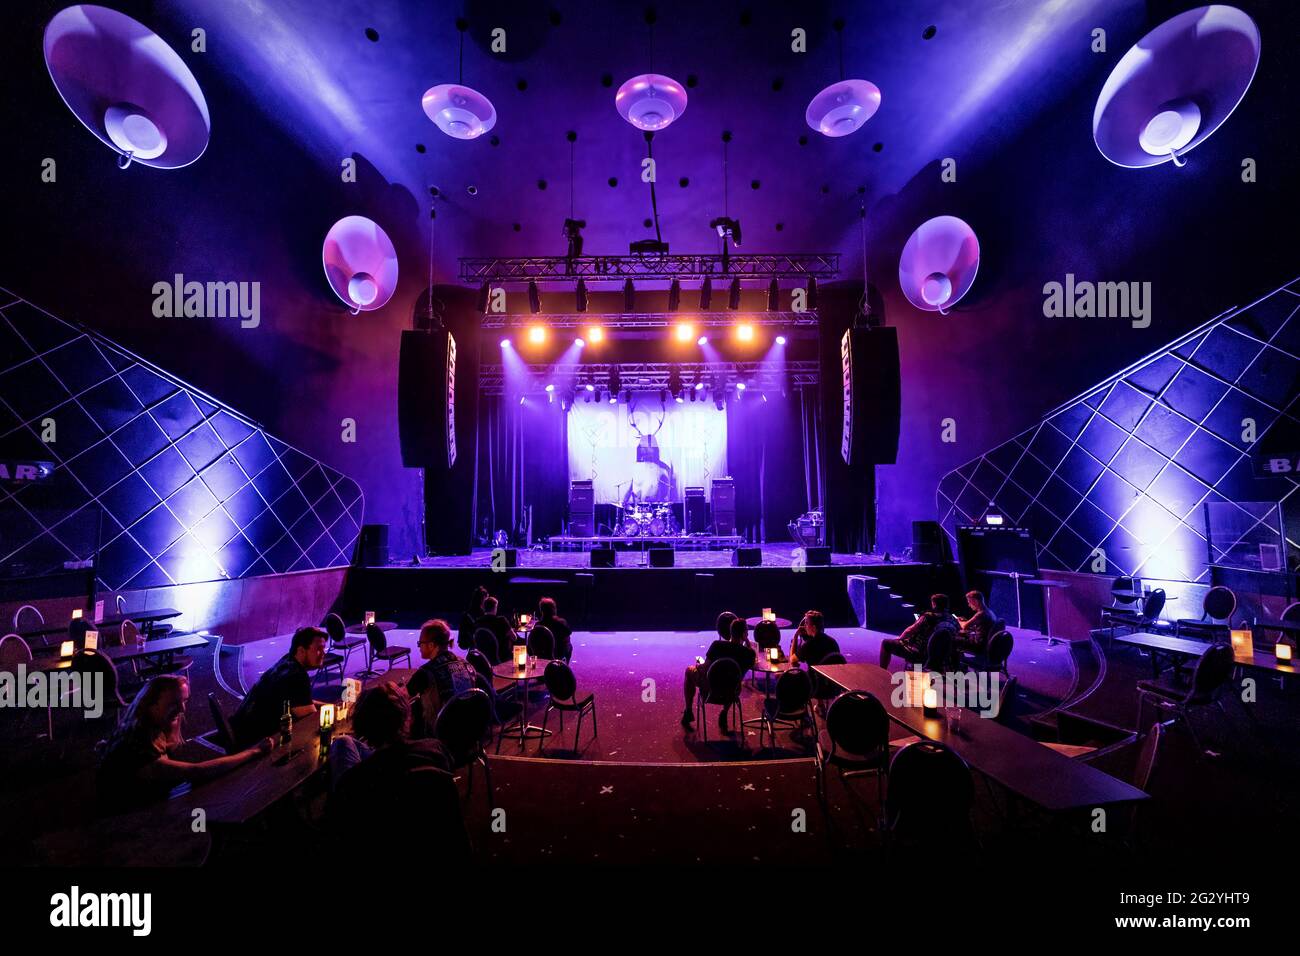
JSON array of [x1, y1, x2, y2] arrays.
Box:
[[569, 480, 595, 536], [685, 487, 708, 534], [398, 330, 458, 469], [839, 327, 901, 467], [356, 524, 389, 567], [912, 520, 952, 564], [732, 546, 761, 567], [711, 479, 735, 535], [648, 548, 675, 567], [805, 546, 831, 566], [590, 548, 616, 568]]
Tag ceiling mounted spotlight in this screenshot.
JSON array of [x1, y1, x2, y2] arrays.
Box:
[[1093, 5, 1260, 168], [609, 366, 622, 395], [668, 366, 683, 397], [322, 216, 399, 313], [528, 280, 542, 313], [696, 335, 709, 346], [699, 276, 713, 310], [615, 73, 688, 130], [587, 326, 604, 343], [43, 4, 212, 169], [767, 278, 780, 311], [623, 278, 636, 312], [668, 278, 681, 311], [675, 323, 694, 343], [728, 277, 742, 310], [775, 335, 787, 346], [736, 323, 754, 341], [575, 278, 588, 312], [528, 324, 547, 344], [898, 215, 980, 314]]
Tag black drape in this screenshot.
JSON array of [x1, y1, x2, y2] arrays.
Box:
[[726, 388, 822, 542], [473, 395, 568, 543]]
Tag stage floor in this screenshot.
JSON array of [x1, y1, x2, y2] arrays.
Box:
[[409, 544, 918, 570]]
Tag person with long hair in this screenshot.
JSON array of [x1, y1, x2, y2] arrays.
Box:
[[97, 675, 272, 815]]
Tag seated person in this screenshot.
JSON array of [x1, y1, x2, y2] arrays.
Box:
[[328, 684, 464, 854], [229, 626, 327, 748], [715, 610, 738, 640], [956, 590, 997, 653], [97, 675, 273, 815], [458, 585, 488, 650], [536, 597, 573, 662], [682, 616, 757, 730], [879, 594, 959, 669], [476, 595, 517, 660], [408, 619, 484, 730], [789, 610, 840, 667]]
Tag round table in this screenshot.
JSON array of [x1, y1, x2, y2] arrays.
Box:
[[491, 658, 554, 746], [345, 620, 397, 634], [745, 616, 793, 629], [1026, 579, 1070, 646]]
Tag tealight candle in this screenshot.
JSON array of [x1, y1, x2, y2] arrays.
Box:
[[513, 644, 528, 670], [768, 646, 779, 663], [923, 683, 939, 715], [71, 608, 83, 620], [319, 703, 335, 731], [520, 613, 531, 627], [59, 640, 75, 659], [762, 608, 775, 622], [1276, 640, 1294, 663], [84, 630, 99, 651]]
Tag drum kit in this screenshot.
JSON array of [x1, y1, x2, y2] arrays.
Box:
[[619, 502, 676, 538]]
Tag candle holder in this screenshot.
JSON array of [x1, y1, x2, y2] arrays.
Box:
[[1276, 637, 1295, 663], [84, 630, 99, 651], [768, 646, 780, 664], [363, 611, 376, 627], [922, 680, 940, 717], [513, 644, 529, 671], [762, 608, 775, 622], [59, 640, 75, 659], [71, 608, 83, 621]]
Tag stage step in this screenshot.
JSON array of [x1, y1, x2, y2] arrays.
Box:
[[847, 575, 920, 632]]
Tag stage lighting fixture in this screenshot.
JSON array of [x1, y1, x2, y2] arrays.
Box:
[[768, 279, 780, 311], [528, 280, 541, 313], [609, 367, 622, 395], [699, 276, 712, 310], [736, 382, 747, 391], [623, 278, 636, 312], [500, 338, 511, 348], [584, 388, 593, 403], [547, 391, 555, 404], [545, 383, 555, 392], [697, 335, 709, 346], [588, 326, 604, 343], [714, 395, 725, 411], [585, 383, 596, 392], [675, 323, 694, 342], [575, 337, 586, 348], [711, 216, 742, 246], [695, 381, 705, 391], [776, 335, 787, 345], [575, 278, 588, 312], [519, 395, 527, 405], [736, 323, 754, 342], [528, 325, 546, 344], [608, 393, 617, 404], [668, 278, 681, 311], [807, 277, 818, 310], [728, 277, 742, 310], [668, 367, 683, 394], [563, 217, 587, 258]]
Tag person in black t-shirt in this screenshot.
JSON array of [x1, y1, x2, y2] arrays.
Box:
[[229, 626, 327, 748], [955, 590, 996, 653], [789, 610, 840, 667], [682, 614, 756, 731], [97, 675, 272, 815], [475, 596, 517, 662], [879, 594, 960, 668], [458, 585, 488, 650], [537, 597, 573, 662]]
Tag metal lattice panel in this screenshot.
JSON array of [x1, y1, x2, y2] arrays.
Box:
[[936, 278, 1300, 582], [0, 288, 365, 589]]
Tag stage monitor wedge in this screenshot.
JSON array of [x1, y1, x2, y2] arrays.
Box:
[[398, 329, 457, 469], [839, 327, 901, 467]]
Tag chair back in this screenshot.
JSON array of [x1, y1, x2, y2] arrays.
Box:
[[811, 652, 847, 700], [466, 648, 494, 684], [715, 611, 738, 639], [1187, 643, 1234, 702], [13, 604, 44, 632], [69, 618, 91, 643], [69, 649, 124, 709], [542, 660, 578, 701], [527, 625, 555, 660], [1140, 588, 1166, 622], [1111, 577, 1138, 607], [207, 693, 236, 754], [772, 668, 812, 715], [1133, 721, 1165, 791], [1282, 601, 1300, 624], [0, 633, 33, 671], [825, 690, 889, 757], [474, 628, 501, 664], [886, 740, 974, 838], [992, 675, 1018, 723], [924, 625, 955, 671], [703, 658, 743, 705], [115, 594, 127, 615], [323, 613, 346, 646], [434, 688, 493, 766], [985, 630, 1014, 672], [1203, 586, 1235, 623], [119, 619, 138, 648], [366, 623, 388, 654], [752, 620, 781, 650]]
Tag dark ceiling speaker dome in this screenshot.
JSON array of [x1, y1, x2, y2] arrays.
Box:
[[43, 4, 210, 169], [322, 216, 399, 313], [615, 73, 688, 130], [805, 79, 880, 138], [1093, 5, 1260, 168], [898, 216, 979, 314], [422, 83, 497, 140]]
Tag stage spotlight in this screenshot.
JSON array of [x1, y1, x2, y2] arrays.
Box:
[[574, 337, 586, 348], [697, 335, 709, 346], [767, 278, 780, 311], [519, 395, 527, 405], [668, 278, 681, 311], [584, 388, 593, 403], [587, 326, 604, 343], [699, 276, 712, 310], [575, 278, 588, 312], [623, 278, 636, 312], [736, 382, 746, 391], [714, 395, 724, 411], [775, 334, 787, 346], [675, 323, 695, 342], [609, 367, 622, 395], [695, 381, 705, 391], [608, 393, 617, 404], [585, 383, 596, 392], [728, 277, 741, 310], [528, 325, 546, 344], [736, 323, 754, 342], [528, 280, 541, 314], [668, 367, 683, 395], [545, 383, 555, 392], [807, 276, 818, 310], [500, 338, 511, 348]]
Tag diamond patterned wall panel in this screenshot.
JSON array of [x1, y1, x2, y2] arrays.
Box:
[[0, 289, 364, 589], [937, 280, 1300, 583]]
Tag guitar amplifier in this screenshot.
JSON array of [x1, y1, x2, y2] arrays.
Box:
[[569, 480, 594, 536], [684, 487, 708, 534], [711, 478, 735, 535]]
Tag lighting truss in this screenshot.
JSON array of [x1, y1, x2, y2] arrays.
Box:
[[460, 253, 839, 283], [479, 360, 819, 396], [482, 310, 819, 330]]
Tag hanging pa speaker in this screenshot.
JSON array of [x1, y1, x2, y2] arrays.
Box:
[[839, 327, 901, 467], [44, 5, 211, 170], [898, 216, 980, 314], [1094, 5, 1260, 169], [323, 216, 399, 313], [398, 330, 458, 469]]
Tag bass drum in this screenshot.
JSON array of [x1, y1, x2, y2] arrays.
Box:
[[648, 516, 666, 536], [621, 515, 643, 536]]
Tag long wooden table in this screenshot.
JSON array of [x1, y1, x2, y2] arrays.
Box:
[[812, 662, 1149, 812], [1115, 630, 1296, 677], [19, 607, 183, 642], [31, 633, 209, 671]]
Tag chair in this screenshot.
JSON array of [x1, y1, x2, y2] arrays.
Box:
[[434, 688, 494, 806], [538, 660, 597, 753], [0, 633, 33, 670], [474, 628, 502, 665], [118, 619, 140, 649], [526, 624, 555, 660], [758, 668, 813, 749], [814, 690, 891, 812], [13, 604, 44, 637], [924, 625, 956, 671], [69, 617, 90, 644], [810, 652, 847, 710], [365, 623, 411, 673], [1135, 642, 1235, 754], [1103, 588, 1166, 643], [884, 740, 976, 843], [195, 693, 237, 754], [1102, 577, 1140, 618], [696, 658, 743, 741], [321, 613, 365, 682], [1175, 587, 1236, 641], [968, 629, 1014, 676], [67, 649, 128, 713]]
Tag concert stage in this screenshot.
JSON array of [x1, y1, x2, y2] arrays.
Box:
[[548, 534, 743, 552], [340, 546, 954, 632]]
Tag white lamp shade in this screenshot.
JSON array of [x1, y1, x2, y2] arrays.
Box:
[[615, 73, 688, 131], [322, 216, 398, 312], [898, 216, 980, 313], [422, 83, 497, 139], [805, 79, 881, 137]]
